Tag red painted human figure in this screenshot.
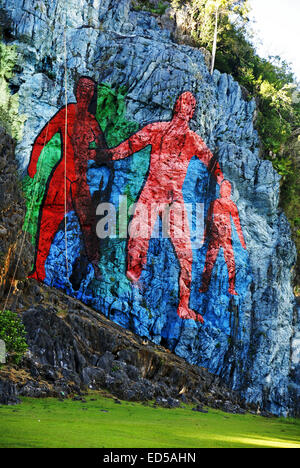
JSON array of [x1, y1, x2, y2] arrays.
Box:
[[28, 77, 106, 281], [199, 180, 246, 296], [102, 92, 224, 323]]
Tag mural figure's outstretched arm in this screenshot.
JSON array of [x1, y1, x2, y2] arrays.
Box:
[[108, 125, 152, 161], [28, 108, 65, 178], [230, 202, 247, 249]]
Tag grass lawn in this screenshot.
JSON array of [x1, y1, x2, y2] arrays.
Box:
[[0, 393, 299, 448]]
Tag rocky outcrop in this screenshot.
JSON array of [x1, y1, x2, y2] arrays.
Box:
[[0, 126, 33, 300], [0, 282, 257, 415], [0, 0, 299, 416]]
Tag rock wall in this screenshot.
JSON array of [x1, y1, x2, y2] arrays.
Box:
[[0, 127, 33, 299], [0, 282, 255, 415], [0, 0, 299, 416]]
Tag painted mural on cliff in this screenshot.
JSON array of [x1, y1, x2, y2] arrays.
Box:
[[27, 77, 106, 282], [23, 77, 252, 357]]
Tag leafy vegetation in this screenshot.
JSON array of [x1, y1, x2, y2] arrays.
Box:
[[1, 2, 299, 282], [173, 0, 250, 74], [0, 310, 28, 364], [0, 394, 299, 448]]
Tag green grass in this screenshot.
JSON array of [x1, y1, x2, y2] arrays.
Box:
[[0, 394, 299, 448]]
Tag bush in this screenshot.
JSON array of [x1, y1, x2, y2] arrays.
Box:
[[169, 1, 300, 286], [0, 310, 28, 364]]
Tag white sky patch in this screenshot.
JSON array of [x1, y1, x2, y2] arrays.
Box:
[[249, 0, 300, 82]]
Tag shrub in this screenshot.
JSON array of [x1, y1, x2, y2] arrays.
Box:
[[0, 41, 26, 140], [0, 310, 28, 364]]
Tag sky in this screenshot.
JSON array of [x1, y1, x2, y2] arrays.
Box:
[[249, 0, 300, 82]]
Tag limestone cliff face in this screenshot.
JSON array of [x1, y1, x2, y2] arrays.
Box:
[[1, 0, 299, 416], [0, 127, 33, 299]]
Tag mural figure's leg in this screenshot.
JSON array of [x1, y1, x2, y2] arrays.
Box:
[[126, 192, 154, 283], [222, 239, 238, 295], [199, 238, 220, 293], [71, 178, 101, 279], [29, 165, 71, 282], [167, 201, 204, 323]]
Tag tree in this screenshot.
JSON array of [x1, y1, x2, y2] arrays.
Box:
[[0, 41, 26, 140]]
